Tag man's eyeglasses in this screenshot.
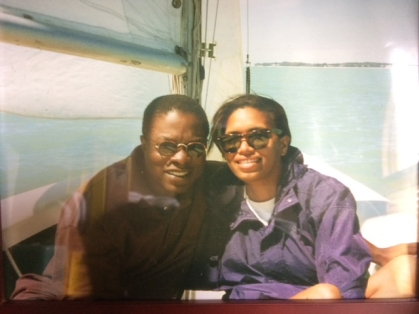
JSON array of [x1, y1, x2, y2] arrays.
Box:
[[216, 129, 282, 154], [153, 140, 207, 158]]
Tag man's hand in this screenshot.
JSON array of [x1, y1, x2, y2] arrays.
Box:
[[367, 240, 418, 266]]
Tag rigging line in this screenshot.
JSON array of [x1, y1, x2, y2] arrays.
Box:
[[203, 0, 220, 110], [3, 241, 22, 277], [210, 0, 219, 47], [247, 0, 250, 57]]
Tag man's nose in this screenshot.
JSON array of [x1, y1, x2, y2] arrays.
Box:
[[170, 146, 189, 164]]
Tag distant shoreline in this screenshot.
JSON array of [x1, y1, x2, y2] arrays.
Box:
[[254, 62, 392, 68]]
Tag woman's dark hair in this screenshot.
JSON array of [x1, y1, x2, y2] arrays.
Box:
[[142, 94, 209, 139], [209, 94, 291, 151]]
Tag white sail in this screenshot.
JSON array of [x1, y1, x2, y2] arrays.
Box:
[[0, 0, 209, 118], [0, 0, 186, 74], [0, 43, 173, 117]]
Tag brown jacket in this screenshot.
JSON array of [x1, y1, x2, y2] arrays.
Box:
[[12, 146, 223, 300]]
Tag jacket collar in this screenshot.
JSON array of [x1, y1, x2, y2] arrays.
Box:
[[229, 188, 300, 235], [228, 146, 307, 235]]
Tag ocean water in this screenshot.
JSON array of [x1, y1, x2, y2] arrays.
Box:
[[0, 114, 144, 198], [0, 67, 415, 205]]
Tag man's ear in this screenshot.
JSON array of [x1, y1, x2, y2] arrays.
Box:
[[140, 135, 147, 151], [280, 135, 291, 156]]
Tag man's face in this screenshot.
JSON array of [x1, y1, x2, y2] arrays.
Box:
[[141, 110, 207, 198]]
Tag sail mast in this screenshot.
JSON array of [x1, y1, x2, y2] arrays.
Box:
[[245, 0, 251, 94], [177, 0, 203, 101]]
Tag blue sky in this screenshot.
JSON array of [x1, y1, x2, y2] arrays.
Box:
[[241, 0, 418, 64]]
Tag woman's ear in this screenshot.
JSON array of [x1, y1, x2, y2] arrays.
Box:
[[279, 135, 291, 156]]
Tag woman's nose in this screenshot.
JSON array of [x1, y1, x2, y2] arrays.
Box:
[[237, 138, 254, 154]]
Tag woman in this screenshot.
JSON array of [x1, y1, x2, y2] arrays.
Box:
[[209, 94, 416, 299]]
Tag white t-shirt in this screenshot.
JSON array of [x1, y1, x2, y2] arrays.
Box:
[[244, 190, 275, 226]]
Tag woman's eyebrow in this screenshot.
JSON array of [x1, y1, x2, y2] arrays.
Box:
[[225, 127, 266, 134]]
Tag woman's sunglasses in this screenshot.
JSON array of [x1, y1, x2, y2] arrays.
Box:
[[216, 129, 283, 154], [153, 141, 207, 158]]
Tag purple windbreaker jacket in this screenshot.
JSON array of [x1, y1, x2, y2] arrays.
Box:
[[216, 147, 372, 299]]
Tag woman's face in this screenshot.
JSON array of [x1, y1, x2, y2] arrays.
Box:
[[141, 110, 207, 198], [223, 107, 289, 186]]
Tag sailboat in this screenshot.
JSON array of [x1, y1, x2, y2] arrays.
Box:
[[0, 0, 417, 303]]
